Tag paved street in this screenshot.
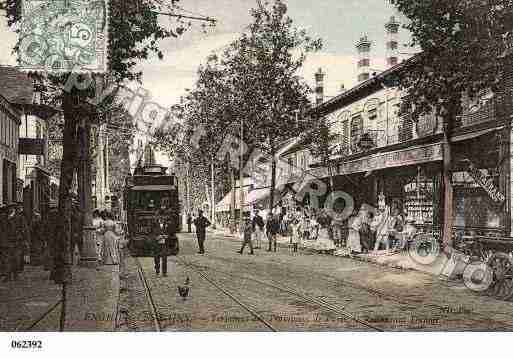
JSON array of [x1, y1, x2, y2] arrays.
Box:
[[119, 233, 513, 331]]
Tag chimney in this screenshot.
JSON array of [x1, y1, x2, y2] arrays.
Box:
[[356, 35, 372, 83], [315, 68, 325, 105], [385, 16, 400, 67]]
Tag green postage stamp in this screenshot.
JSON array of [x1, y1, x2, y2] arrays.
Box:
[[18, 0, 109, 73]]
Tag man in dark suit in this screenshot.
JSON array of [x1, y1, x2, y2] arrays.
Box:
[[153, 213, 179, 276], [193, 209, 210, 254], [187, 214, 192, 233], [266, 211, 280, 252]]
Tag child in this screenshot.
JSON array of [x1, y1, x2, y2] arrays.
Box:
[[237, 214, 254, 255], [290, 217, 300, 253]]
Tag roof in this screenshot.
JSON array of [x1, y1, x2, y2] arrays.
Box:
[[0, 66, 34, 105], [309, 55, 419, 117]]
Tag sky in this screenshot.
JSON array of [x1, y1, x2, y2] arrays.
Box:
[[0, 0, 412, 108], [0, 0, 412, 170]]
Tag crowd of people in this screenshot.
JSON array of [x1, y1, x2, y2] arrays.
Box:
[[228, 198, 420, 256]]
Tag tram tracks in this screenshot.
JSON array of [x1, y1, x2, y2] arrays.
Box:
[[131, 250, 513, 332], [133, 257, 162, 331], [193, 255, 513, 330], [175, 257, 383, 331]]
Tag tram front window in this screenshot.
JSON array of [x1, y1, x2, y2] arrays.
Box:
[[129, 191, 170, 211]]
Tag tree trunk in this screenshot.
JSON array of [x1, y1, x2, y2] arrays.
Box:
[[442, 120, 454, 252], [269, 150, 276, 215], [52, 92, 79, 284], [230, 166, 236, 233], [78, 118, 97, 267], [211, 158, 216, 228]]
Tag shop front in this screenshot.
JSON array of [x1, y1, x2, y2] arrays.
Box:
[[330, 142, 443, 218], [451, 128, 510, 238]]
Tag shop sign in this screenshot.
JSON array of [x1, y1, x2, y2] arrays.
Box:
[[19, 138, 45, 155], [336, 143, 443, 176], [466, 161, 505, 204]]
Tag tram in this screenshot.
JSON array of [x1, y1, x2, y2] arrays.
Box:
[[122, 163, 180, 256]]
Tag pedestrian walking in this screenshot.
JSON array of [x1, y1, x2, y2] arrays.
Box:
[[347, 209, 363, 254], [266, 211, 280, 252], [252, 210, 265, 249], [290, 216, 301, 254], [152, 214, 168, 275], [237, 213, 254, 255], [332, 209, 345, 247], [193, 209, 211, 254], [3, 204, 30, 282], [93, 210, 105, 262], [314, 209, 336, 254], [102, 213, 120, 265], [187, 213, 192, 233]]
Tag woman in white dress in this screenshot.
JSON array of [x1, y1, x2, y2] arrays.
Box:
[[102, 216, 120, 265], [290, 215, 301, 253], [92, 210, 105, 262], [347, 210, 362, 254]]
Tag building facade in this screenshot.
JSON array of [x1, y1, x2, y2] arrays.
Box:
[[280, 56, 513, 241], [0, 93, 21, 206]]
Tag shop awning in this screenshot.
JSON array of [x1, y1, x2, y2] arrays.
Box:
[[246, 188, 270, 204], [130, 185, 176, 191], [215, 187, 251, 212], [451, 127, 502, 143]]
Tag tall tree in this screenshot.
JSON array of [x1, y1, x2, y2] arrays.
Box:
[[222, 0, 321, 214], [389, 0, 513, 250], [2, 0, 211, 283]]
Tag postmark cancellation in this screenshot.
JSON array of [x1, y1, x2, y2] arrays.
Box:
[[18, 0, 109, 73]]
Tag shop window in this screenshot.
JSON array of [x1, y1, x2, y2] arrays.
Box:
[[452, 168, 504, 229]]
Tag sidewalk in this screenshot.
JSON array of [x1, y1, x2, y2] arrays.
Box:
[[334, 248, 453, 277], [208, 227, 457, 278], [0, 263, 119, 331]]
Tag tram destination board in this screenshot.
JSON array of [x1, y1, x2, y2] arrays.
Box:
[[131, 175, 175, 187]]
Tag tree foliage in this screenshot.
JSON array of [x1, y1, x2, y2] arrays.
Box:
[[389, 0, 513, 121], [389, 0, 513, 249], [154, 0, 321, 218], [2, 0, 212, 283]]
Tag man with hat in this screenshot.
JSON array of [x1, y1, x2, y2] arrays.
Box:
[[193, 209, 211, 254], [237, 213, 254, 255], [3, 203, 30, 282]]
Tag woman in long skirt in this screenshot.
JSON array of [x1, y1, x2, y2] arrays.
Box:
[[290, 217, 301, 253], [102, 219, 120, 265], [314, 211, 336, 254], [347, 211, 362, 254]]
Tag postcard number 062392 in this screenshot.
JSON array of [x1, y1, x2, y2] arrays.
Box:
[[11, 340, 43, 349]]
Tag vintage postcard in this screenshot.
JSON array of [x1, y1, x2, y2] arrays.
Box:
[[0, 0, 512, 357]]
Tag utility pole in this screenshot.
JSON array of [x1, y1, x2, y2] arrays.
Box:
[[211, 155, 215, 228], [239, 116, 244, 229]]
